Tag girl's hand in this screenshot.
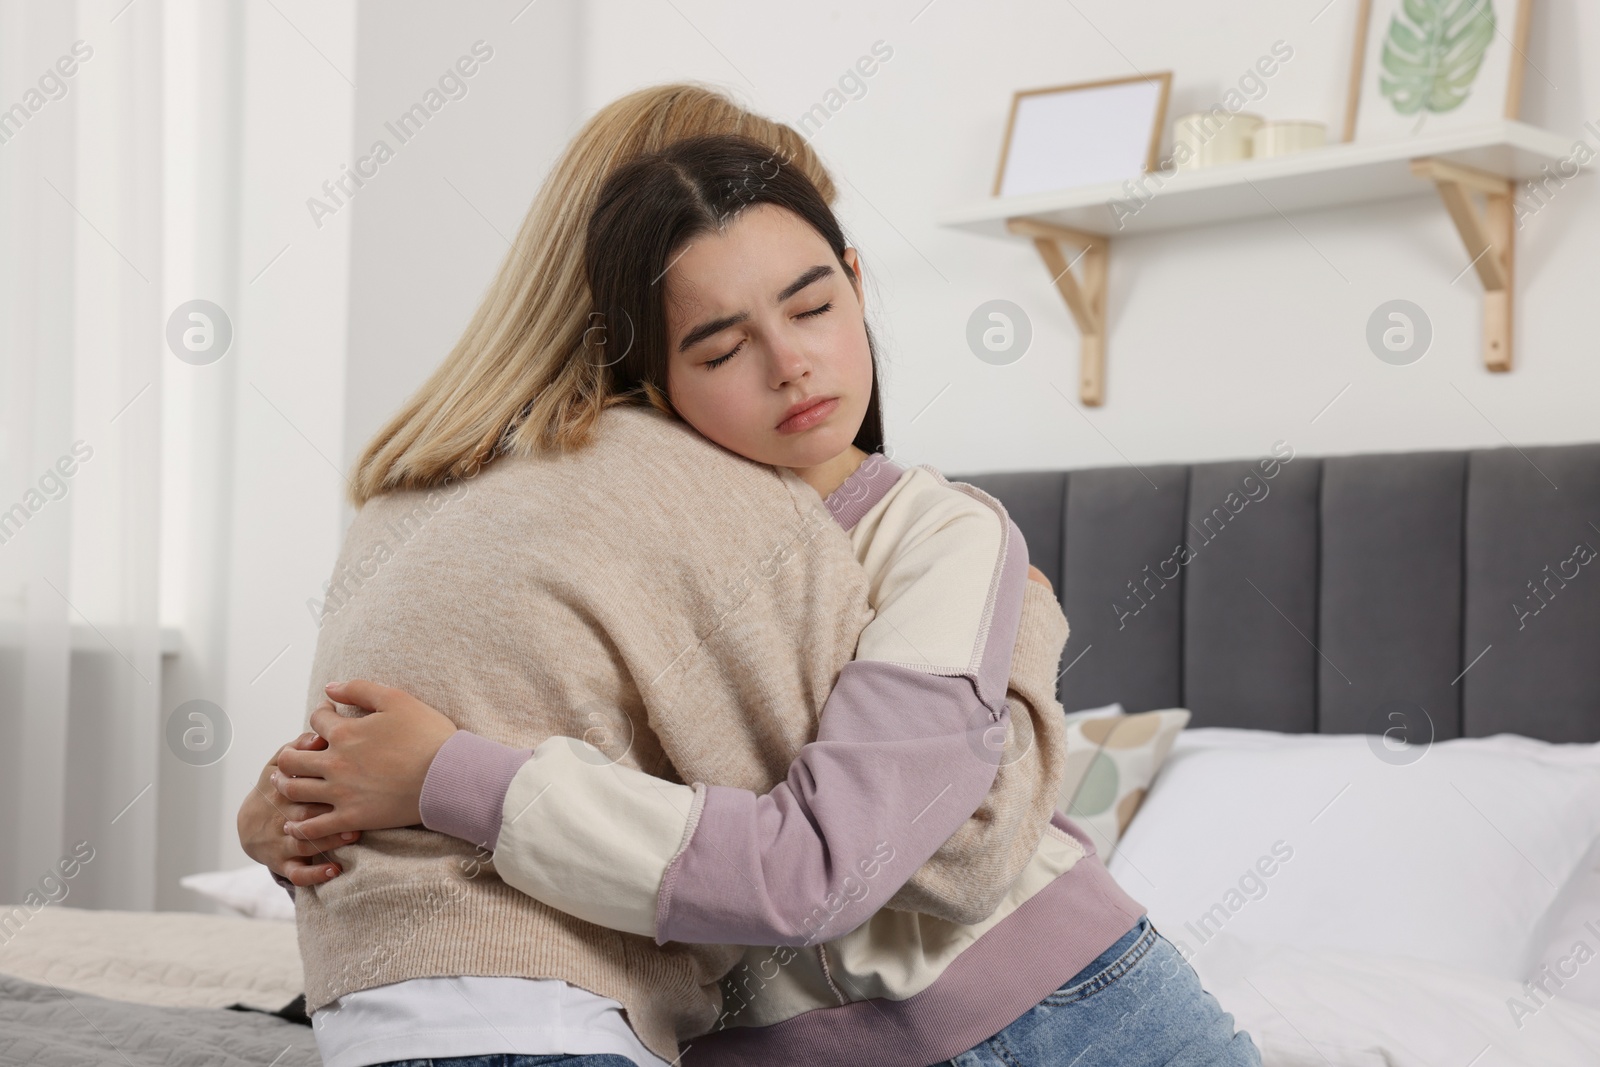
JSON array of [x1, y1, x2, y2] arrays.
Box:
[[237, 733, 359, 887], [274, 679, 458, 840], [1026, 564, 1053, 592]]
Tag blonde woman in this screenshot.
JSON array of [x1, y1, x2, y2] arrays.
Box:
[[239, 86, 1257, 1067]]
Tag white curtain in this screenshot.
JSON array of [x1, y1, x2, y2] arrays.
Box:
[[1, 0, 166, 909]]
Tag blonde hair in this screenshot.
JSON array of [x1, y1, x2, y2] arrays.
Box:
[[348, 82, 837, 506]]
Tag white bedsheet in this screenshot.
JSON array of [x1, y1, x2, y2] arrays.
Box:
[[1187, 929, 1600, 1067]]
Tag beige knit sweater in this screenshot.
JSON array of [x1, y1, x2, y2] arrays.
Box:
[[295, 402, 1069, 1061]]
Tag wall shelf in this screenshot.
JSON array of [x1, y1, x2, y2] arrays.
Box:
[[938, 120, 1584, 404]]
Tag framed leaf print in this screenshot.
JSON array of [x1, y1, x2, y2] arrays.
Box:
[[1344, 0, 1532, 143]]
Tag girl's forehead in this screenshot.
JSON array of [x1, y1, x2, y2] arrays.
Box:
[[666, 236, 808, 302], [700, 203, 824, 258]]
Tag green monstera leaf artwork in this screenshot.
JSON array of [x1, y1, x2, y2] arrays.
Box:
[[1378, 0, 1498, 134]]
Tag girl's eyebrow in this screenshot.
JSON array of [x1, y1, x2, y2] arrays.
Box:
[[676, 264, 836, 354]]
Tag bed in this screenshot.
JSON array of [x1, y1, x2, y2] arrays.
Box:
[[0, 904, 316, 1064], [3, 440, 1597, 1066]]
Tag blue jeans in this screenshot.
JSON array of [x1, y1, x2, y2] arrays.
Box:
[[933, 914, 1262, 1066]]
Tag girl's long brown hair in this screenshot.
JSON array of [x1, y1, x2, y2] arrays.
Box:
[[348, 83, 853, 506]]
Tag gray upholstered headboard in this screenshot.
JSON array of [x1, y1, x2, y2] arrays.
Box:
[[952, 442, 1600, 744]]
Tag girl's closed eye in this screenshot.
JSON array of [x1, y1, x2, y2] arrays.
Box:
[[705, 301, 835, 369]]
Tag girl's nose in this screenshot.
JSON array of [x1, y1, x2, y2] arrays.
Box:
[[768, 337, 813, 388]]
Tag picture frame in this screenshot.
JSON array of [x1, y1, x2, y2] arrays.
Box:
[[1343, 0, 1532, 143], [992, 72, 1173, 198]]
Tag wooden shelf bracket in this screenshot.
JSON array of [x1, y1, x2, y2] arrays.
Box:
[[988, 154, 1523, 403], [1410, 157, 1516, 372], [1005, 217, 1109, 405]]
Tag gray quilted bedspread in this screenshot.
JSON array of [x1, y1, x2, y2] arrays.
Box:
[[0, 973, 321, 1066]]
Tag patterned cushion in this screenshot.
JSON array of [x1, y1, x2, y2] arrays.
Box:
[[1057, 708, 1191, 859]]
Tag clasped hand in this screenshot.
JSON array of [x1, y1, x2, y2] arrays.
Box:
[[272, 679, 458, 846]]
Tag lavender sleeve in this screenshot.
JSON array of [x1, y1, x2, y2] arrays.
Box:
[[418, 730, 534, 850]]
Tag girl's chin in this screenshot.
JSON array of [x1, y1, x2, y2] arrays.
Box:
[[782, 446, 857, 475]]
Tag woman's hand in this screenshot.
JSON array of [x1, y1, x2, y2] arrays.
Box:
[[273, 679, 458, 840], [1026, 564, 1053, 592], [237, 733, 359, 887]]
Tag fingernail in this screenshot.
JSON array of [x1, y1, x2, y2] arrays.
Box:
[[283, 822, 294, 834], [325, 866, 339, 878], [270, 771, 278, 783], [341, 832, 356, 841], [324, 681, 341, 690]]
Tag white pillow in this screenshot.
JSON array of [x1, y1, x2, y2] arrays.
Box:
[[179, 865, 296, 921], [1062, 701, 1123, 723], [1106, 728, 1600, 981]]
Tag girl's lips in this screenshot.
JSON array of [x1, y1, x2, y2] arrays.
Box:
[[776, 396, 839, 434]]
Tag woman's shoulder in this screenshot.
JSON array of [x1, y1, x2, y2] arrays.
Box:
[[473, 402, 787, 505]]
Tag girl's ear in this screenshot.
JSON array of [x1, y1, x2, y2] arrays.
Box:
[[842, 247, 865, 304]]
